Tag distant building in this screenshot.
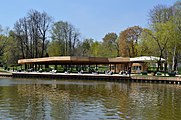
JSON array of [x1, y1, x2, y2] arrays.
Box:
[[130, 56, 165, 73]]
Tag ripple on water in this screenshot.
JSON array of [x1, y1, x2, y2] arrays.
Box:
[[0, 79, 180, 120]]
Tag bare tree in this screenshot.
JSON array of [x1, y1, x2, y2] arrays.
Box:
[[149, 5, 173, 24], [14, 17, 29, 59], [14, 10, 52, 59]]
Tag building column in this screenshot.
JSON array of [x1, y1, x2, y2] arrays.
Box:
[[55, 64, 57, 70], [109, 64, 111, 71], [114, 64, 116, 73]]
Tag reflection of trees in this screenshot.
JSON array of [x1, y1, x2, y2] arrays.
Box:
[[0, 82, 128, 120], [129, 83, 181, 120], [17, 84, 70, 101], [58, 81, 131, 119], [17, 84, 71, 120], [0, 86, 22, 119], [16, 81, 132, 119], [15, 81, 135, 119], [1, 80, 181, 119]]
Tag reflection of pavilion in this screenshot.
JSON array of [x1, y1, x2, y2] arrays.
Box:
[[18, 56, 165, 73], [16, 82, 131, 119]]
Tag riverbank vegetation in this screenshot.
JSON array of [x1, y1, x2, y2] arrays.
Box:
[[0, 1, 181, 73]]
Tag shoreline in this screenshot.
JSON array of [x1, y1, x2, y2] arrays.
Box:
[[0, 72, 181, 84]]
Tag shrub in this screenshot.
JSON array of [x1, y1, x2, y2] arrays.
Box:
[[168, 72, 176, 77], [141, 71, 147, 75], [44, 68, 52, 72], [156, 72, 162, 76]]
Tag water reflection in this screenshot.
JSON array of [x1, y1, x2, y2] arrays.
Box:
[[17, 84, 71, 120], [0, 78, 181, 120]]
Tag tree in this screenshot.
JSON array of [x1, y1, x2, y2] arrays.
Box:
[[90, 41, 102, 57], [118, 26, 143, 57], [50, 21, 80, 56], [31, 10, 52, 57], [47, 40, 61, 56], [149, 5, 172, 24], [102, 33, 119, 57], [14, 10, 52, 59], [144, 22, 172, 72], [171, 1, 181, 71], [173, 1, 181, 32], [81, 38, 93, 56], [148, 2, 181, 71], [3, 30, 20, 65], [165, 20, 181, 71], [0, 27, 12, 66], [14, 17, 28, 59]]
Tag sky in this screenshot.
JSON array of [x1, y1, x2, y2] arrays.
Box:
[[0, 0, 178, 40]]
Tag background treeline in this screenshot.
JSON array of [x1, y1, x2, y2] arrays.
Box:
[[0, 1, 181, 71]]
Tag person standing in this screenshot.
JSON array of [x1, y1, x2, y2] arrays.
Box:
[[128, 67, 131, 77]]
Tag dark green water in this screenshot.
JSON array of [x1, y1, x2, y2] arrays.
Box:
[[0, 78, 181, 120]]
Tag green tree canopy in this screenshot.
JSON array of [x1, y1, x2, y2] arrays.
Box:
[[50, 21, 80, 56]]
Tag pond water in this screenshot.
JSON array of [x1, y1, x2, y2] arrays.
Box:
[[0, 78, 181, 120]]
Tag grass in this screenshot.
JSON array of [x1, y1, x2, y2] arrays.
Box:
[[133, 74, 176, 78], [0, 68, 9, 73]]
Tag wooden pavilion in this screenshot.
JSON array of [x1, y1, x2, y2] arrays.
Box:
[[18, 56, 131, 73]]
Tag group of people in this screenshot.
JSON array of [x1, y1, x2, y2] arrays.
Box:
[[119, 67, 131, 76], [66, 67, 132, 76]]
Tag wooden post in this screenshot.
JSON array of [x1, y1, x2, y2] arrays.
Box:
[[114, 64, 116, 73], [55, 64, 57, 70], [88, 64, 91, 73], [109, 64, 111, 71], [24, 64, 27, 70]]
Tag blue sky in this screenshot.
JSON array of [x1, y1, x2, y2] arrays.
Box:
[[0, 0, 178, 40]]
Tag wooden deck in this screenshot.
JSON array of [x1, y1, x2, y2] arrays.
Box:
[[10, 72, 181, 84], [12, 72, 130, 81], [131, 76, 181, 84], [0, 72, 12, 77]]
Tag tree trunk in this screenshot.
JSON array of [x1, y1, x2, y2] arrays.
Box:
[[172, 45, 176, 71], [41, 33, 46, 57]]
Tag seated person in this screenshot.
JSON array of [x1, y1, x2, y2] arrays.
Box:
[[108, 71, 113, 75], [119, 71, 123, 75]]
